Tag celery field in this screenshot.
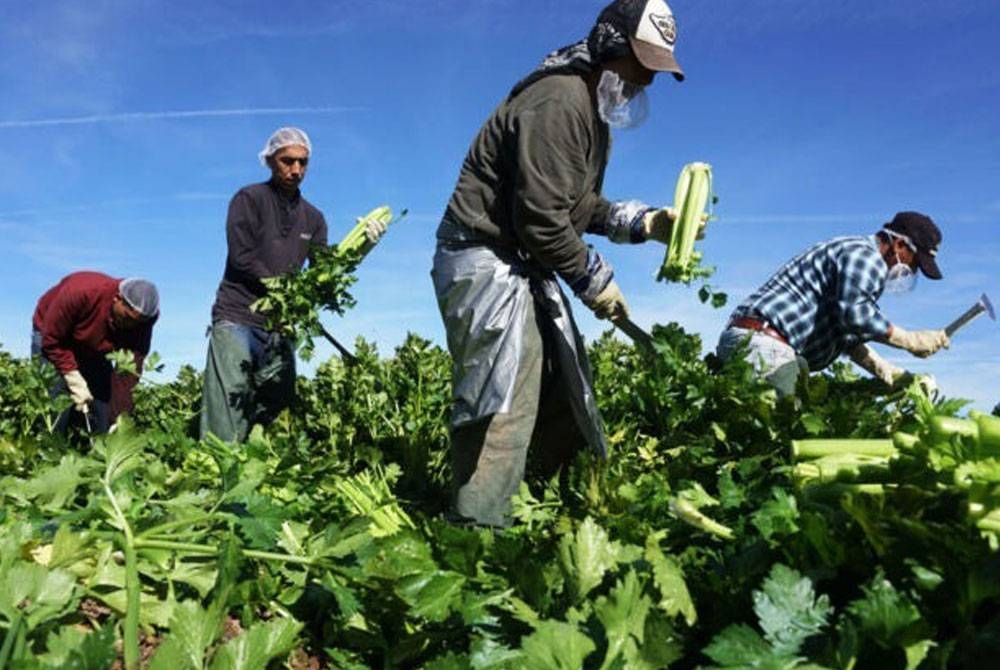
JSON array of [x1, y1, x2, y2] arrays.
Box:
[[3, 322, 1000, 668]]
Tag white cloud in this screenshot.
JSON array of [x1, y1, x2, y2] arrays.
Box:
[[0, 107, 365, 130]]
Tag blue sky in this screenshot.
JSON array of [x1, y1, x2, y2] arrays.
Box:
[[1, 0, 997, 411]]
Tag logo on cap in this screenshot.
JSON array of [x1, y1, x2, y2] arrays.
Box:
[[649, 13, 676, 47]]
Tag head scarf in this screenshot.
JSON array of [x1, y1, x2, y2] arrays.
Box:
[[510, 18, 631, 96]]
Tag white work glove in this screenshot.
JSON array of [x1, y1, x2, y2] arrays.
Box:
[[63, 370, 93, 413], [584, 280, 629, 321], [364, 217, 388, 244], [641, 207, 708, 244], [849, 344, 905, 387], [642, 208, 675, 244], [886, 327, 950, 358]]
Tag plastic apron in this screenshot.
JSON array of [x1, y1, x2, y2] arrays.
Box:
[[431, 218, 607, 458]]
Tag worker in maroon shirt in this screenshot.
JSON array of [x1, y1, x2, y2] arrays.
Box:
[[32, 271, 159, 434]]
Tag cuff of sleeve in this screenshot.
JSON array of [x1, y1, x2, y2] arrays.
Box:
[[846, 310, 892, 342], [865, 315, 893, 341], [569, 247, 614, 303], [606, 200, 653, 244]]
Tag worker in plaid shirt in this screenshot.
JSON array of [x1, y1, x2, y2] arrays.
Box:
[[717, 211, 950, 396]]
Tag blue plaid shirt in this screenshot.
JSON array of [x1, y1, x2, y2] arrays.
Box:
[[731, 235, 892, 370]]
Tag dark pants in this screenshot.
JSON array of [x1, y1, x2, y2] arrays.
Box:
[[199, 321, 296, 443], [31, 329, 112, 434], [450, 296, 584, 528]]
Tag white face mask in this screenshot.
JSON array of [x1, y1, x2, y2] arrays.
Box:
[[596, 69, 649, 129], [883, 231, 919, 293], [885, 257, 917, 294]]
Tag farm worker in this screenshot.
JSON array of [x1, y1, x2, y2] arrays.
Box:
[[717, 212, 949, 396], [200, 127, 386, 443], [431, 0, 687, 527], [32, 272, 159, 434]]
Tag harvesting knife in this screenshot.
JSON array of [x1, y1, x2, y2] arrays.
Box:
[[944, 293, 995, 338], [319, 323, 360, 366], [83, 410, 96, 448], [613, 316, 655, 353]]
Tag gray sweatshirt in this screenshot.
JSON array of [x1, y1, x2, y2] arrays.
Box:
[[211, 180, 327, 328]]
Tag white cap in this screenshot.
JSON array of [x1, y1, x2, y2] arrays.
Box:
[[258, 127, 312, 166]]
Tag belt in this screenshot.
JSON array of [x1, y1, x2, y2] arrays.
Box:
[[729, 317, 790, 346]]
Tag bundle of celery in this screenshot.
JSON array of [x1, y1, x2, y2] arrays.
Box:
[[791, 410, 1000, 543], [253, 205, 404, 358], [658, 162, 716, 284], [336, 205, 406, 258]]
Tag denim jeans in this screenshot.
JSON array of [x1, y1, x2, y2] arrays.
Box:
[[717, 326, 808, 397], [199, 321, 296, 443]]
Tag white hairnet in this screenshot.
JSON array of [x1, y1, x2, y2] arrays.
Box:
[[258, 127, 312, 166], [119, 278, 159, 319]]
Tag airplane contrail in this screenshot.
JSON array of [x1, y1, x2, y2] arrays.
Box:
[[0, 106, 364, 129]]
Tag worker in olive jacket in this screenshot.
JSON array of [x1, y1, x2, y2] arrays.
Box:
[[431, 0, 689, 527]]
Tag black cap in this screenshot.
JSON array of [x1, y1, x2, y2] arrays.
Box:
[[597, 0, 684, 81], [883, 211, 943, 280]]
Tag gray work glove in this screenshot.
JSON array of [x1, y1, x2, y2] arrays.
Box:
[[585, 280, 630, 321], [886, 327, 950, 358], [63, 370, 93, 413]]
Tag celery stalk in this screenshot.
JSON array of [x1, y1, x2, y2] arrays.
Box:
[[336, 205, 396, 257], [791, 439, 896, 460], [659, 162, 713, 283], [929, 416, 979, 442]]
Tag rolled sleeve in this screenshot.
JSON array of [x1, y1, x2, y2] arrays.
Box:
[[591, 200, 652, 244]]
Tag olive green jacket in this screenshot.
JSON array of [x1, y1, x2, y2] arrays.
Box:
[[443, 73, 612, 287]]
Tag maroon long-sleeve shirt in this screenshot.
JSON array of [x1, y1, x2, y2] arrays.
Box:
[[32, 271, 156, 418]]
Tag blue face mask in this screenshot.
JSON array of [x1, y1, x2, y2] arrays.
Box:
[[596, 70, 649, 129]]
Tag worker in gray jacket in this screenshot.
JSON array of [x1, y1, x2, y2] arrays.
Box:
[[201, 127, 386, 443], [431, 0, 688, 527]]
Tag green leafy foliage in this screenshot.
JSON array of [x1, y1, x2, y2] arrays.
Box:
[[1, 315, 997, 667], [703, 565, 831, 668], [252, 243, 360, 360], [753, 565, 832, 656], [252, 205, 404, 360]]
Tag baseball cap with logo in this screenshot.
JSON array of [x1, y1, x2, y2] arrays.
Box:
[[883, 211, 943, 279], [598, 0, 684, 81]]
